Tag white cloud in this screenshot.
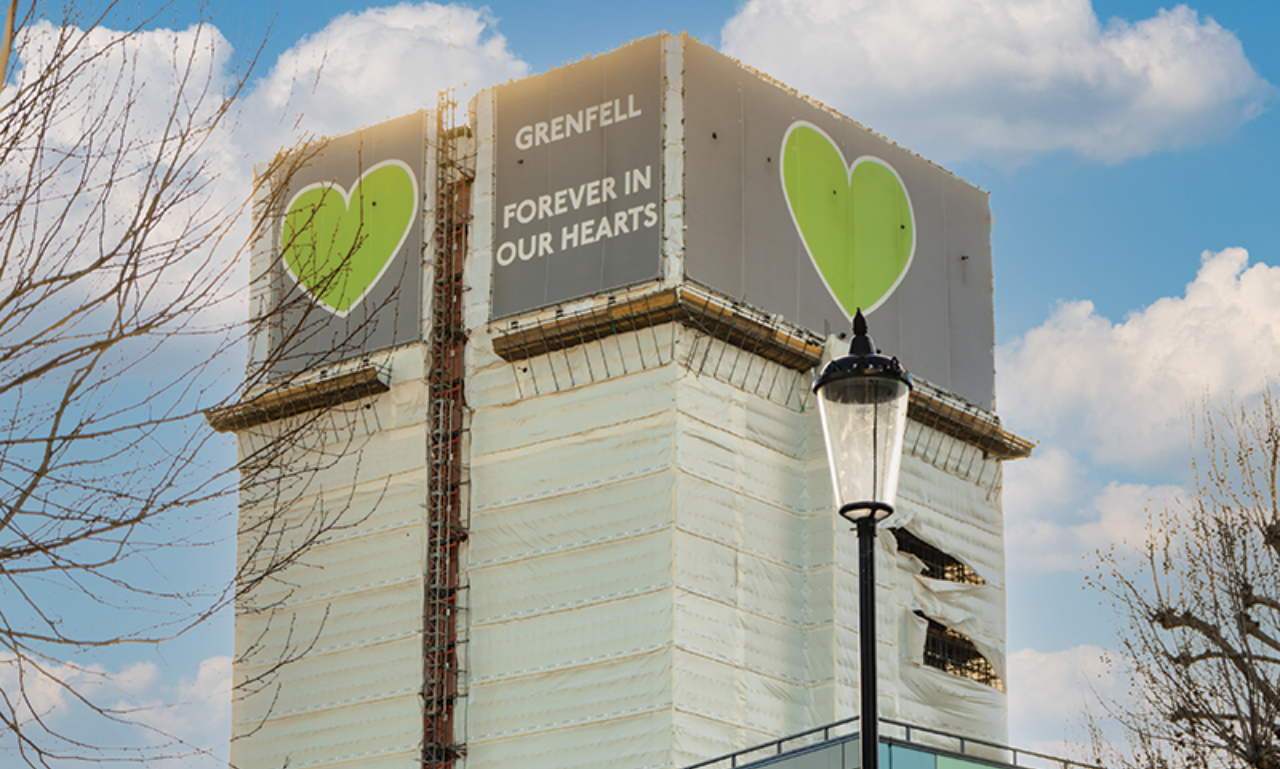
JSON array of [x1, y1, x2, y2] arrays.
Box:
[[0, 653, 231, 766], [1006, 480, 1182, 573], [720, 0, 1271, 164], [1002, 447, 1087, 521], [129, 656, 232, 769], [1007, 644, 1119, 745], [243, 2, 528, 150], [997, 248, 1280, 470]]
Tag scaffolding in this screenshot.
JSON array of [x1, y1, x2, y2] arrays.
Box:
[[424, 91, 472, 769]]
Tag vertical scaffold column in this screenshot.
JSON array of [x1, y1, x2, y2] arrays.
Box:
[[425, 90, 471, 769]]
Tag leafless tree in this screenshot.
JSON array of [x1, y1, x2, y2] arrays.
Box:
[[0, 2, 392, 765], [1092, 388, 1280, 769]]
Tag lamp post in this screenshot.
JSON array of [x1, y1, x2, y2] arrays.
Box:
[[812, 309, 912, 769]]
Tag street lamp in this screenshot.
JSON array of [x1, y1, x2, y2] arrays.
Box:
[[812, 309, 912, 769]]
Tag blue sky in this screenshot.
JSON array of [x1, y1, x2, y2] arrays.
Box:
[[6, 0, 1280, 763]]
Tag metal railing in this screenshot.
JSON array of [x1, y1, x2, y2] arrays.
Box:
[[682, 716, 1102, 769]]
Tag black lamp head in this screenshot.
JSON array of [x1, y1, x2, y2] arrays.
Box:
[[813, 309, 913, 397]]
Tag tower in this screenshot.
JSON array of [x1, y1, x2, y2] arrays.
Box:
[[212, 33, 1031, 769]]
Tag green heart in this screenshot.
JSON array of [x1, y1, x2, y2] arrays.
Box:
[[781, 123, 915, 316], [282, 160, 418, 316]]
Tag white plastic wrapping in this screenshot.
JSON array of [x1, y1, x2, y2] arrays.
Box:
[[231, 348, 431, 769]]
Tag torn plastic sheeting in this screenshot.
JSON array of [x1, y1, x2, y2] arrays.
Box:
[[468, 530, 672, 625], [675, 367, 808, 459], [468, 590, 672, 684], [910, 578, 1007, 680], [891, 456, 1004, 588], [891, 506, 1003, 588], [672, 649, 814, 736], [468, 473, 672, 567], [675, 418, 809, 513], [230, 695, 422, 769], [234, 636, 422, 726], [236, 580, 421, 669], [469, 410, 676, 510], [468, 649, 671, 742], [466, 708, 671, 769], [470, 364, 676, 456], [897, 663, 1009, 745], [674, 473, 809, 571], [900, 601, 929, 666], [833, 529, 931, 603]]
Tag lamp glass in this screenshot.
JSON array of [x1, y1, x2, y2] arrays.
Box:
[[816, 375, 910, 520]]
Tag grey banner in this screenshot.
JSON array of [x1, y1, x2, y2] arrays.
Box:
[[268, 111, 425, 373], [492, 36, 662, 319], [683, 39, 995, 408]]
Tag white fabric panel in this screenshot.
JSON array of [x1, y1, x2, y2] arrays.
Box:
[[243, 526, 424, 609], [236, 580, 422, 670], [675, 370, 807, 460], [675, 417, 808, 514], [230, 696, 422, 769], [662, 33, 685, 282], [238, 473, 426, 570], [673, 589, 810, 686], [512, 325, 674, 400], [833, 542, 921, 630], [466, 710, 671, 769], [673, 709, 774, 769], [470, 411, 675, 510], [471, 365, 675, 456], [233, 370, 429, 769], [467, 326, 677, 410], [672, 650, 812, 736], [469, 531, 671, 625], [240, 422, 427, 512], [676, 333, 812, 412], [235, 348, 426, 458], [898, 663, 1009, 744], [463, 89, 497, 336], [234, 637, 422, 726], [468, 651, 672, 742], [803, 566, 836, 627], [673, 588, 742, 671], [895, 552, 928, 666], [469, 591, 672, 683], [672, 530, 809, 629], [469, 474, 672, 567], [740, 599, 814, 685], [675, 472, 808, 571]]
